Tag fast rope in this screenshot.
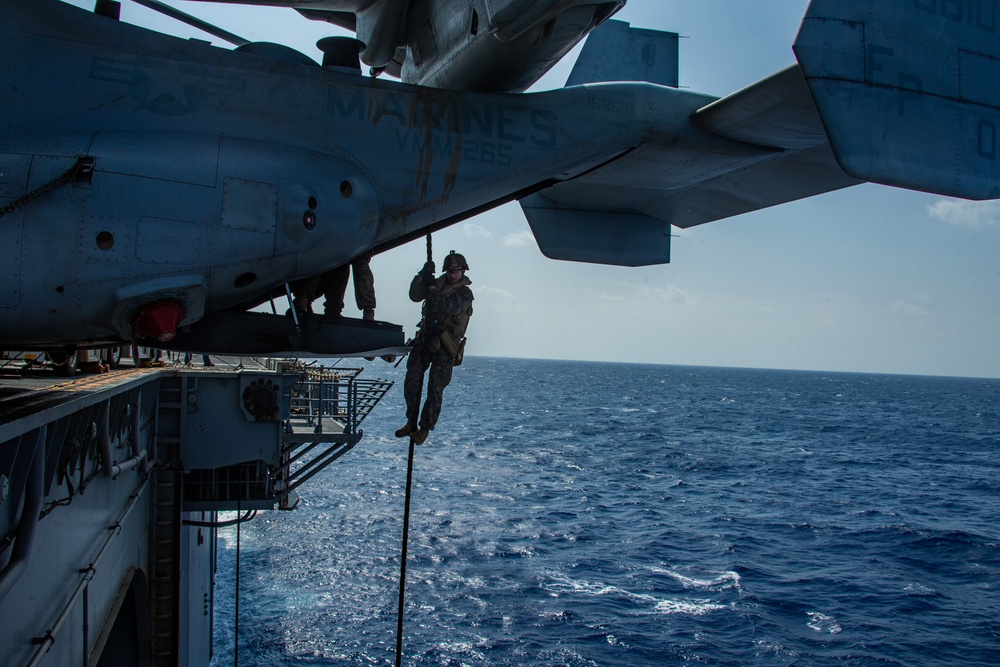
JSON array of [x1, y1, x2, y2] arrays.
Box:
[[395, 232, 433, 665], [395, 438, 417, 667], [395, 233, 434, 370]]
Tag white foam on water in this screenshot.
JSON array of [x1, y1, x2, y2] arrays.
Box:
[[653, 598, 727, 616], [542, 572, 727, 617], [655, 568, 742, 591], [806, 611, 842, 634], [903, 582, 936, 596]]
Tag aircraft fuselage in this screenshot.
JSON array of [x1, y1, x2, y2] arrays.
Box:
[[0, 0, 722, 347]]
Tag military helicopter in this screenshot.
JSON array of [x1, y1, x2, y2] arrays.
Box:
[[1, 0, 997, 363]]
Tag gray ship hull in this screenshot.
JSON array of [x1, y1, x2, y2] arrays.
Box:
[[0, 359, 391, 666]]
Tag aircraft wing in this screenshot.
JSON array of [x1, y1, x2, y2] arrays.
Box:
[[522, 64, 861, 266], [523, 0, 1000, 266]]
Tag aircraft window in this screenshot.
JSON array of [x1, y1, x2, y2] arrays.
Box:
[[96, 231, 114, 251], [56, 285, 65, 293], [340, 181, 353, 198], [234, 272, 256, 288], [308, 196, 318, 209], [471, 9, 479, 36]]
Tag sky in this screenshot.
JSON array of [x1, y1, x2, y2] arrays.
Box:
[[64, 0, 1000, 378]]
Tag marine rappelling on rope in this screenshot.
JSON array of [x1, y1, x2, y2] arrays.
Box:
[[394, 235, 474, 446]]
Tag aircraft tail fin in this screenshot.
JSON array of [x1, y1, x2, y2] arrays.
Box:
[[794, 0, 1000, 200], [566, 19, 679, 87]]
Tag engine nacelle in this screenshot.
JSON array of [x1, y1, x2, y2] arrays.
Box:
[[294, 0, 623, 92], [400, 0, 624, 92]]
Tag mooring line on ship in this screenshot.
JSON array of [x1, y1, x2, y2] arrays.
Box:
[[234, 487, 242, 666], [395, 437, 417, 666]]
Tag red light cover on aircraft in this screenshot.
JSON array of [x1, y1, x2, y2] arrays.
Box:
[[132, 299, 185, 342]]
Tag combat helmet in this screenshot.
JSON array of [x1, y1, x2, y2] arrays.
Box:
[[443, 251, 469, 271]]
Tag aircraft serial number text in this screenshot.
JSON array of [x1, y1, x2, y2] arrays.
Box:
[[913, 0, 999, 32], [589, 97, 636, 116]]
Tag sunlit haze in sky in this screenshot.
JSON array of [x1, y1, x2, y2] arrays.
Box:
[[64, 0, 1000, 377]]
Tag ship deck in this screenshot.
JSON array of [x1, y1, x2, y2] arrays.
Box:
[[0, 356, 263, 440]]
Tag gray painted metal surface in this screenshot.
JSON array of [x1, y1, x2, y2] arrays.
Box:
[[0, 361, 392, 665], [566, 19, 679, 87], [0, 0, 995, 351], [2, 2, 999, 664], [195, 0, 626, 90], [795, 0, 1000, 199]]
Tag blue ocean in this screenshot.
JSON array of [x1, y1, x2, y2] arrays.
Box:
[[210, 357, 1000, 666]]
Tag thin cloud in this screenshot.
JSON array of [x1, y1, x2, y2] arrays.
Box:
[[628, 282, 694, 304], [649, 284, 694, 304], [463, 223, 493, 239], [502, 231, 536, 247], [927, 199, 1000, 229], [890, 300, 930, 316], [591, 290, 626, 303], [479, 286, 514, 299]]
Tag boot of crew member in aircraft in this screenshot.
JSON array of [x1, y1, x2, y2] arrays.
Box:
[[290, 253, 376, 319], [396, 252, 474, 445], [184, 353, 214, 367], [289, 276, 317, 317], [325, 252, 376, 319]]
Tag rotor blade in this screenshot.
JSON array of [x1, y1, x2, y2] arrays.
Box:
[[130, 0, 250, 46]]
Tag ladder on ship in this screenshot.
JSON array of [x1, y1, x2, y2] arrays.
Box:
[[150, 375, 185, 667]]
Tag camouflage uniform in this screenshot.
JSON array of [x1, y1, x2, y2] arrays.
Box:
[[291, 252, 375, 316], [324, 252, 376, 316], [403, 265, 474, 432]]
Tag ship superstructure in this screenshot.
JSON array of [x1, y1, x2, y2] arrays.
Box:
[[0, 359, 391, 666]]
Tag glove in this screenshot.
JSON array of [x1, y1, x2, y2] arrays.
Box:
[[421, 261, 435, 276]]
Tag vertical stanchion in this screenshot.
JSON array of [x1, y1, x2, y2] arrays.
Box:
[[234, 482, 241, 666]]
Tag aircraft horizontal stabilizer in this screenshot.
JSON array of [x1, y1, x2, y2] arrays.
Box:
[[566, 20, 679, 87], [693, 65, 829, 151], [794, 0, 1000, 200]]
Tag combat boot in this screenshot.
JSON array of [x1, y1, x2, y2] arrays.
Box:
[[412, 428, 429, 445], [395, 422, 415, 438]]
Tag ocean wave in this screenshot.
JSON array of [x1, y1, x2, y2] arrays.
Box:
[[212, 359, 1000, 667], [806, 611, 842, 634], [653, 598, 728, 616], [653, 568, 743, 591], [540, 572, 728, 618]]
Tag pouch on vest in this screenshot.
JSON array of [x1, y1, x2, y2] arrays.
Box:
[[440, 331, 466, 365]]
